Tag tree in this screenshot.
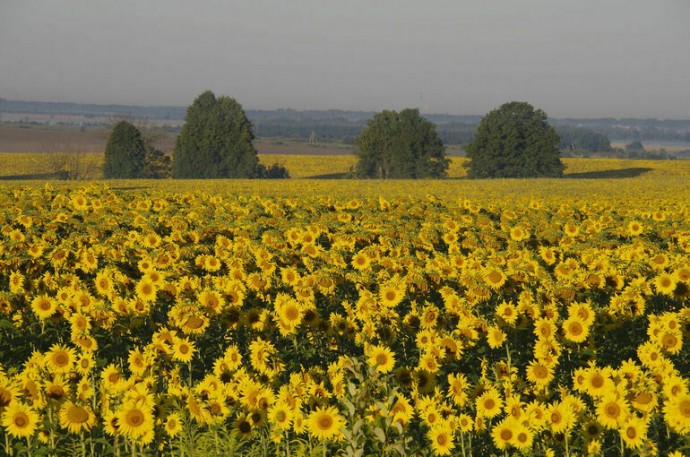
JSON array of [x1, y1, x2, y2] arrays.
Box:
[[173, 91, 259, 178], [465, 102, 564, 178], [556, 126, 612, 153], [354, 108, 449, 179], [103, 121, 147, 178]]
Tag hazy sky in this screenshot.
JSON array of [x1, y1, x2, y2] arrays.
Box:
[[1, 0, 689, 118]]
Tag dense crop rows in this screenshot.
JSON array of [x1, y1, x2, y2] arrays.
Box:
[[0, 179, 689, 456]]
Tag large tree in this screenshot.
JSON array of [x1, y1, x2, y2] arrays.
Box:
[[355, 108, 449, 179], [173, 91, 259, 178], [465, 101, 564, 178], [103, 120, 147, 178]]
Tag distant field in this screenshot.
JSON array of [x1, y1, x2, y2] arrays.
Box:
[[1, 149, 689, 183]]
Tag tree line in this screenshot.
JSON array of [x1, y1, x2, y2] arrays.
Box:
[[105, 91, 566, 180]]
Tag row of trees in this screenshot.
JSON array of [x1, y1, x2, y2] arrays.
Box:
[[355, 101, 563, 178], [104, 91, 288, 179], [105, 92, 564, 180]]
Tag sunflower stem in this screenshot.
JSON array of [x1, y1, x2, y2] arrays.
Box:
[[564, 431, 569, 457], [26, 436, 33, 457], [460, 432, 466, 457]]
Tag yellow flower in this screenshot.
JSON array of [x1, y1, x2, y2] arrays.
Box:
[[483, 267, 507, 289], [428, 424, 455, 456], [491, 418, 519, 451], [306, 405, 345, 441], [367, 344, 396, 374], [31, 294, 57, 320], [172, 337, 196, 363], [135, 278, 157, 303], [379, 281, 405, 308], [116, 401, 154, 441], [595, 394, 630, 429], [619, 415, 647, 449], [164, 412, 183, 438], [663, 393, 690, 434], [652, 273, 677, 296], [562, 316, 590, 343], [267, 402, 293, 431], [486, 326, 506, 349], [476, 387, 503, 418], [526, 359, 555, 387], [546, 401, 575, 434], [495, 301, 518, 325], [59, 401, 96, 434], [446, 373, 469, 407], [2, 402, 40, 438], [45, 343, 76, 374]]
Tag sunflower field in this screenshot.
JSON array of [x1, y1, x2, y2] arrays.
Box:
[[0, 172, 689, 456]]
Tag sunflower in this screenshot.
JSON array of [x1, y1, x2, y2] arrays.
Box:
[[277, 299, 303, 334], [663, 393, 690, 433], [164, 412, 183, 438], [180, 313, 209, 335], [495, 301, 519, 326], [101, 364, 123, 390], [116, 401, 154, 441], [547, 401, 575, 434], [9, 271, 25, 294], [626, 221, 644, 237], [486, 326, 506, 349], [31, 294, 57, 320], [483, 267, 507, 289], [595, 394, 630, 429], [658, 331, 683, 354], [476, 388, 503, 418], [652, 273, 677, 296], [379, 282, 405, 308], [491, 418, 517, 451], [94, 270, 113, 297], [199, 289, 224, 314], [172, 337, 196, 363], [306, 405, 345, 441], [533, 318, 557, 340], [457, 413, 473, 432], [59, 401, 96, 434], [429, 424, 455, 456], [391, 395, 413, 427], [45, 343, 76, 374], [584, 368, 612, 397], [135, 278, 157, 303], [619, 415, 647, 449], [562, 316, 590, 343], [232, 414, 254, 439], [367, 344, 396, 373], [267, 402, 293, 431], [526, 359, 555, 387], [45, 376, 69, 400], [1, 402, 40, 438], [446, 373, 469, 407]]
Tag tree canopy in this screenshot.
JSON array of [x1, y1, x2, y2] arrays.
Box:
[[173, 91, 260, 178], [354, 108, 449, 179], [465, 102, 564, 178], [103, 121, 147, 179]]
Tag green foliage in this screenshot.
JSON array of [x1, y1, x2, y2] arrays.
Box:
[[625, 140, 645, 153], [256, 162, 290, 179], [173, 90, 260, 178], [355, 108, 449, 179], [465, 101, 565, 178], [556, 126, 612, 153], [103, 120, 147, 178], [144, 147, 172, 179]]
